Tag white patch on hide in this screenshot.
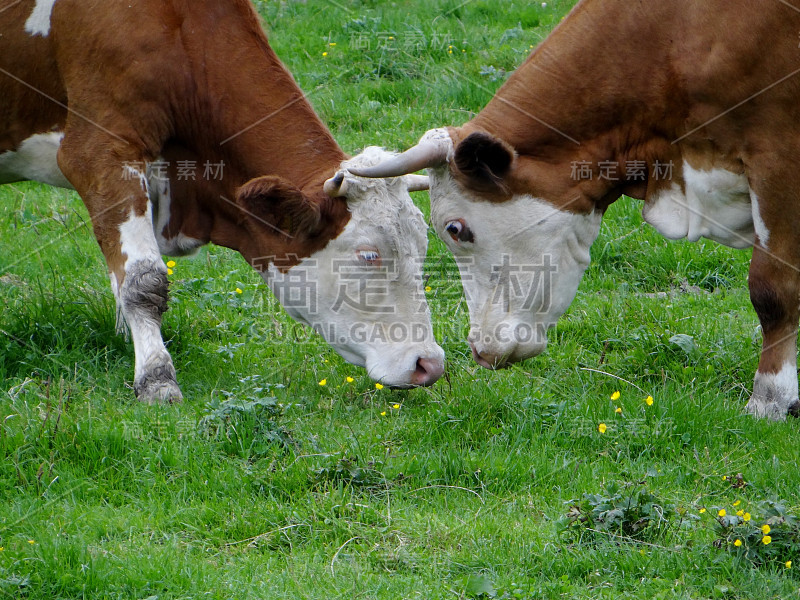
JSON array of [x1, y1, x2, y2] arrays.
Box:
[[25, 0, 58, 36], [750, 191, 770, 250], [642, 163, 754, 249], [0, 132, 73, 188], [118, 205, 162, 269]]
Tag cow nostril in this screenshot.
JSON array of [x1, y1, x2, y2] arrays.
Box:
[[411, 357, 445, 387]]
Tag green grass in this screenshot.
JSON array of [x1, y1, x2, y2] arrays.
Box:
[[2, 1, 800, 598]]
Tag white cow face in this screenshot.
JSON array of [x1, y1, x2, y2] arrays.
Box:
[[236, 147, 444, 387], [350, 129, 602, 369], [429, 156, 602, 368]]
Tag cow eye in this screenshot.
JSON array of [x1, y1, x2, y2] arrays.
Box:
[[356, 247, 381, 266], [444, 219, 474, 243]]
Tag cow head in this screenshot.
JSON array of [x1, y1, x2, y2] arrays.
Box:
[[235, 147, 444, 387], [351, 129, 603, 369]]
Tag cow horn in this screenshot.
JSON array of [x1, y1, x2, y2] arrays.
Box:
[[348, 141, 449, 178], [405, 174, 430, 192], [323, 171, 349, 197]]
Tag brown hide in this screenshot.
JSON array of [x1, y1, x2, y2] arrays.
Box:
[[457, 0, 800, 216]]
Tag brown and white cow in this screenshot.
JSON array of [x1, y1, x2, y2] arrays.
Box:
[[354, 0, 800, 420], [0, 0, 444, 402]]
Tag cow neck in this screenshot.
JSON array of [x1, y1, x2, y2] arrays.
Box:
[[167, 1, 351, 262], [466, 0, 685, 209], [174, 0, 347, 194]]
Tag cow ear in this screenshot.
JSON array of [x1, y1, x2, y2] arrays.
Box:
[[236, 175, 321, 237], [453, 131, 515, 194]]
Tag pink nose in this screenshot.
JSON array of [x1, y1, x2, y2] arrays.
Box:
[[469, 342, 510, 370], [410, 357, 445, 386]]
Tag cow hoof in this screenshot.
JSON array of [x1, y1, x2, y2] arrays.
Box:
[[134, 363, 183, 404], [745, 396, 788, 421], [136, 380, 183, 404]]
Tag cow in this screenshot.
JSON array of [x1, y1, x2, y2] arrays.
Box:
[[352, 0, 800, 420], [0, 0, 444, 403]]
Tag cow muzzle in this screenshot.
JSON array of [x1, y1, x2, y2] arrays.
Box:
[[370, 346, 446, 389], [469, 342, 512, 370], [468, 323, 548, 369]]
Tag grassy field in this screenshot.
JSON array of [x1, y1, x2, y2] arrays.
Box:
[[3, 1, 800, 598]]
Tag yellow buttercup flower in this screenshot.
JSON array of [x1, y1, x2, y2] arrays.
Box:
[[699, 508, 707, 513], [736, 510, 744, 517], [598, 423, 607, 434], [615, 407, 622, 414], [318, 379, 327, 386], [644, 395, 654, 406], [718, 509, 726, 517], [329, 42, 336, 46], [786, 561, 792, 569], [166, 260, 176, 268], [167, 268, 173, 275], [734, 539, 742, 547], [425, 286, 432, 292], [610, 391, 620, 401], [761, 524, 771, 535], [380, 411, 386, 416], [762, 535, 772, 545], [235, 288, 243, 294], [27, 540, 34, 544], [733, 500, 741, 507], [346, 377, 354, 383], [392, 404, 400, 410], [375, 383, 384, 390], [743, 513, 751, 522]]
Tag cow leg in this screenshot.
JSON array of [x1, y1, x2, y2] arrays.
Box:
[[745, 200, 800, 420], [57, 134, 182, 404]]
